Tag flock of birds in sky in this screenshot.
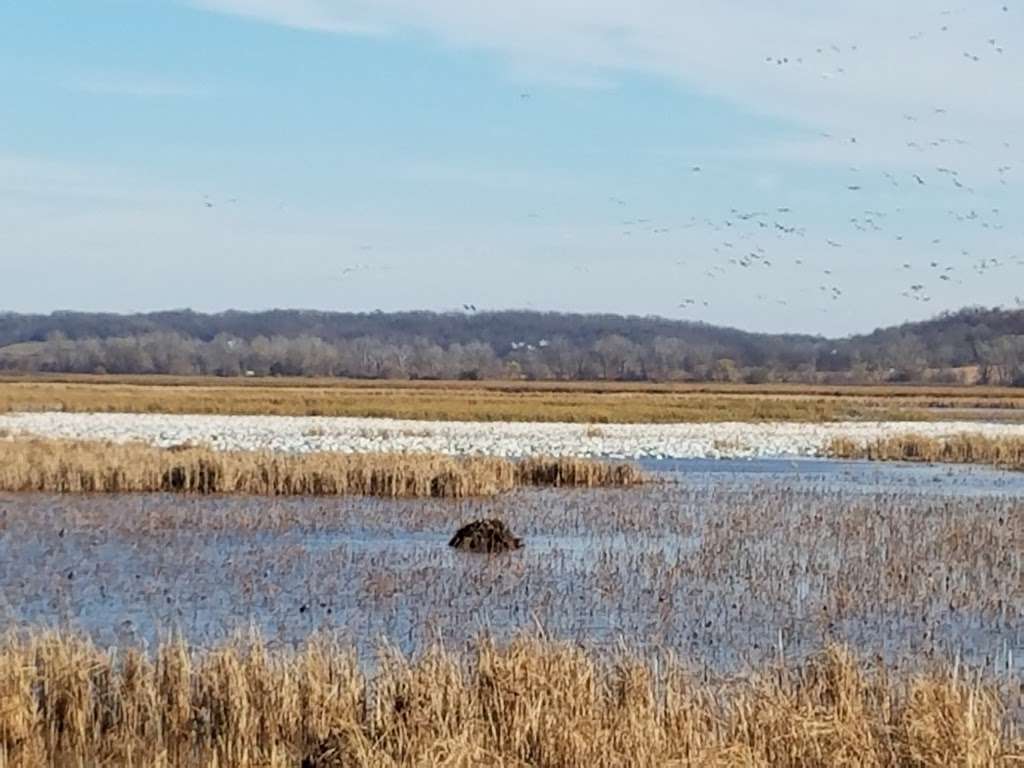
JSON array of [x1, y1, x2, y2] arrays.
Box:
[[199, 3, 1021, 324], [645, 3, 1020, 319]]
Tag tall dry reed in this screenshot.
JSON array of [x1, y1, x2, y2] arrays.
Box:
[[0, 439, 643, 498], [0, 633, 1019, 767], [829, 433, 1024, 471]]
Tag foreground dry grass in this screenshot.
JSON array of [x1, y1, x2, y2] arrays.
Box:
[[4, 375, 1024, 422], [0, 633, 1019, 768], [0, 439, 642, 498], [830, 433, 1024, 471]]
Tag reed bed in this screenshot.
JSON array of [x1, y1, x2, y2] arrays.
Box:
[[0, 439, 643, 498], [514, 456, 643, 488], [0, 632, 1019, 767], [829, 433, 1024, 471], [6, 378, 1011, 423]]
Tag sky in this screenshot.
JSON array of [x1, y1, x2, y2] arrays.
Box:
[[1, 1, 1022, 336]]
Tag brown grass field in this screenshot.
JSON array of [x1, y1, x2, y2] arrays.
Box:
[[0, 633, 1019, 767], [829, 433, 1024, 471], [2, 374, 1024, 422], [0, 439, 642, 497]]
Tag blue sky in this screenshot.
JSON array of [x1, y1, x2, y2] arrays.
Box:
[[1, 1, 1021, 335]]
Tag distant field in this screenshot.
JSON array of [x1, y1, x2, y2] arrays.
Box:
[[2, 374, 1024, 422]]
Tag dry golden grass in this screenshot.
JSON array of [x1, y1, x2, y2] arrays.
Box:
[[829, 433, 1024, 471], [0, 632, 1019, 767], [0, 439, 643, 498], [4, 375, 1024, 422], [8, 372, 1024, 397]]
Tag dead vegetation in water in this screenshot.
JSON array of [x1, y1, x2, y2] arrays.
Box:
[[0, 439, 643, 498], [3, 480, 1020, 673], [829, 433, 1024, 470], [0, 632, 1019, 768]]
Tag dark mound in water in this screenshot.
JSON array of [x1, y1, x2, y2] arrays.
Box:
[[448, 519, 522, 554]]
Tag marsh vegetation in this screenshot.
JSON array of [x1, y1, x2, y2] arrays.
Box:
[[1, 633, 1019, 767], [830, 433, 1024, 471], [4, 376, 1024, 423], [0, 439, 642, 498]]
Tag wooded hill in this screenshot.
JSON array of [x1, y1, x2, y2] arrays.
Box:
[[1, 306, 1022, 384]]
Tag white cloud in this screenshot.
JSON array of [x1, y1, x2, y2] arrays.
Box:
[[187, 0, 386, 35], [186, 2, 1022, 150]]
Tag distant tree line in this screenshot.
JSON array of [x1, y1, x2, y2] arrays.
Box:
[[1, 307, 1023, 385]]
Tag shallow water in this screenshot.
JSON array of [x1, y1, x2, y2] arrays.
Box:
[[647, 456, 1024, 496], [0, 458, 1021, 680]]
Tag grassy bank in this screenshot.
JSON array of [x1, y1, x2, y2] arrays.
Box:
[[0, 439, 642, 498], [4, 375, 1024, 422], [829, 433, 1024, 471], [0, 633, 1018, 767]]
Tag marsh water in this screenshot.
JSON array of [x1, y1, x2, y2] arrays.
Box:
[[1, 458, 1022, 677]]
